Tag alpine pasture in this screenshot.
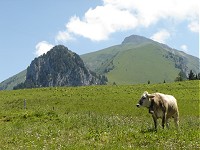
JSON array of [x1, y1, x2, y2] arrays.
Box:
[[0, 81, 199, 149]]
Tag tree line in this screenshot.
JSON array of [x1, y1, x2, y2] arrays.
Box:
[[175, 70, 200, 82]]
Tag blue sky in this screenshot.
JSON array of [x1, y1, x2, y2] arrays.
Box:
[[0, 0, 199, 82]]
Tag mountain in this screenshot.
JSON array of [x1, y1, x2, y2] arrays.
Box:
[[122, 34, 153, 44], [0, 35, 199, 89], [81, 35, 199, 84], [0, 70, 26, 90], [13, 45, 107, 89]]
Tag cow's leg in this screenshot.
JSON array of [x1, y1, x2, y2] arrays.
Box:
[[166, 118, 169, 129], [174, 113, 179, 129], [162, 112, 167, 129], [152, 115, 157, 131]]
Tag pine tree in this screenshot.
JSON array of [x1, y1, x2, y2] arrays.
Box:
[[188, 70, 196, 80], [198, 73, 200, 80]]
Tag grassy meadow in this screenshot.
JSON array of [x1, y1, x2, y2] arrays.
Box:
[[0, 81, 199, 149]]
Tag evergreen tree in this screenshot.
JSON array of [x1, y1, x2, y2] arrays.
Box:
[[188, 70, 196, 80], [198, 73, 200, 80], [195, 74, 198, 80]]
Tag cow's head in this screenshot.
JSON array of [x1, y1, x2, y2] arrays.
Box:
[[136, 91, 154, 108]]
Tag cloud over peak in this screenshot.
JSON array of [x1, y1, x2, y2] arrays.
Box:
[[150, 29, 171, 44], [35, 41, 54, 57], [55, 0, 199, 43], [66, 5, 138, 41]]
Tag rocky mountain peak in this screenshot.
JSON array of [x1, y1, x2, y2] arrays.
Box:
[[14, 45, 107, 89]]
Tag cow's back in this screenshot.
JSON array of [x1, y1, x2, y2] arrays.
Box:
[[158, 93, 179, 118]]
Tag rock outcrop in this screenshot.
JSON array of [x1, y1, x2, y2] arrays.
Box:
[[14, 45, 107, 89]]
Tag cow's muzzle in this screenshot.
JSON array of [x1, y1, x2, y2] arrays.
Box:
[[136, 104, 140, 107]]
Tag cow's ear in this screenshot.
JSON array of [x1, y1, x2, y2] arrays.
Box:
[[144, 91, 148, 96]]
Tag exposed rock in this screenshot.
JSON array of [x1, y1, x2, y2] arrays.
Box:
[[14, 45, 107, 89]]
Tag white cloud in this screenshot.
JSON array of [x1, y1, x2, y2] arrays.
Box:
[[56, 0, 199, 42], [55, 31, 74, 43], [180, 44, 188, 53], [188, 21, 199, 33], [150, 29, 171, 44], [35, 41, 54, 57], [66, 4, 138, 41]]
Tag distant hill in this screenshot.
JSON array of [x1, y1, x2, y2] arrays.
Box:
[[13, 45, 107, 89], [0, 35, 199, 89], [81, 35, 199, 84], [0, 70, 26, 90]]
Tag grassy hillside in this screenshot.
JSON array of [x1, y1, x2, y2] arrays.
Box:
[[82, 42, 183, 84], [107, 43, 180, 84], [81, 42, 152, 74], [0, 81, 199, 149], [82, 35, 199, 85], [0, 70, 26, 90]]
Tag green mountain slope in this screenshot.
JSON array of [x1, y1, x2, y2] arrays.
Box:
[[0, 70, 26, 90], [106, 43, 180, 84], [81, 35, 199, 84]]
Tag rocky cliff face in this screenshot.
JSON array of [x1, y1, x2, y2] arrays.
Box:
[[14, 45, 107, 89]]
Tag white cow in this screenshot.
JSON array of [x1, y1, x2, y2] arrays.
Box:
[[136, 91, 179, 130]]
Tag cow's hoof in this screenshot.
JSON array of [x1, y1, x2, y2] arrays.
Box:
[[149, 110, 154, 114]]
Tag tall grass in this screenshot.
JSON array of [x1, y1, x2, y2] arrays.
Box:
[[0, 81, 199, 149]]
